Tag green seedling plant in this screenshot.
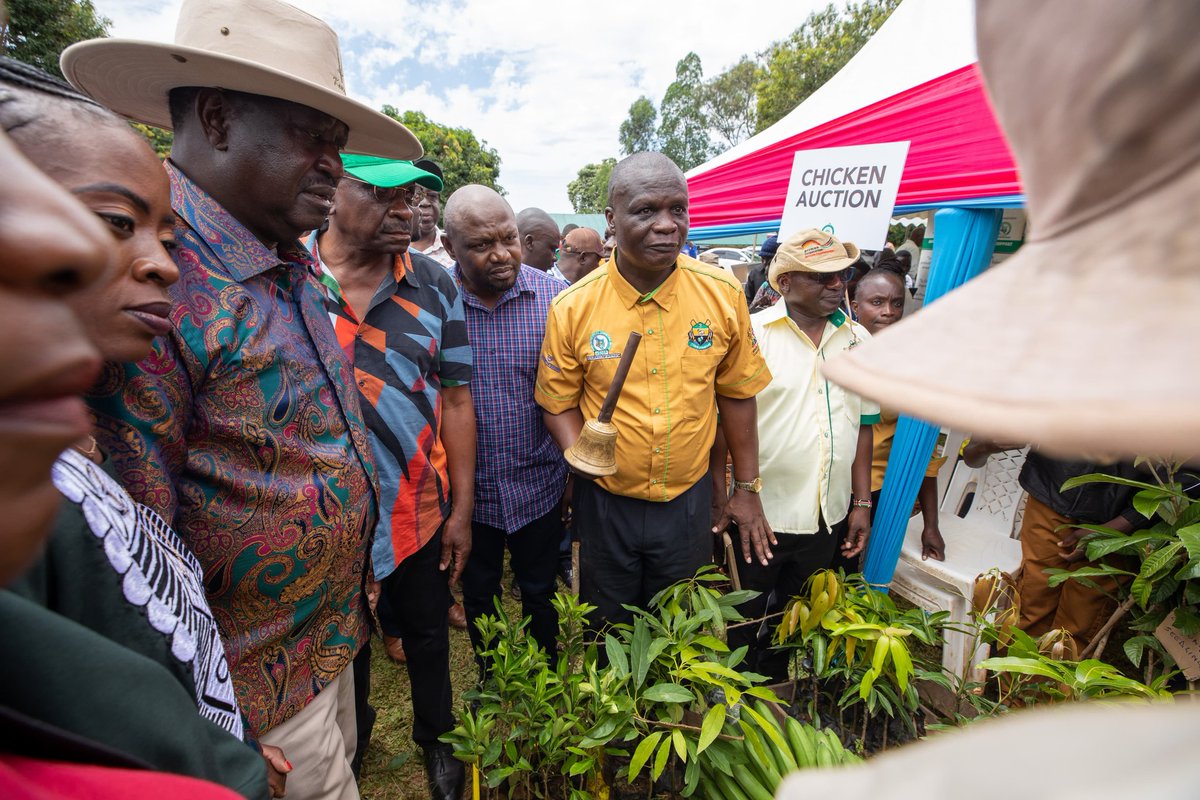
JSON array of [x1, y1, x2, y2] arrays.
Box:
[[611, 567, 780, 796], [444, 569, 789, 798], [980, 627, 1173, 704], [774, 570, 951, 750], [692, 697, 861, 800], [444, 592, 603, 799], [1041, 461, 1200, 682]]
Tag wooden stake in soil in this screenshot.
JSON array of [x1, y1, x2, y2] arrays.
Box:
[[571, 540, 580, 596], [723, 532, 741, 591]]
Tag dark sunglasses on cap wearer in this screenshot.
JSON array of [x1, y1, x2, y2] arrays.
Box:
[[796, 266, 856, 287], [342, 176, 425, 209]]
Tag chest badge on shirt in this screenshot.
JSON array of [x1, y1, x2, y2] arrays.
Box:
[[687, 319, 714, 351], [586, 330, 622, 361]]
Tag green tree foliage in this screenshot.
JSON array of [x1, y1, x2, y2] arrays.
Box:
[[618, 95, 658, 156], [1, 0, 110, 79], [566, 158, 616, 214], [0, 1, 175, 161], [381, 106, 503, 198], [756, 0, 900, 133], [568, 3, 897, 202], [656, 52, 712, 171], [702, 57, 761, 149], [888, 221, 914, 247]]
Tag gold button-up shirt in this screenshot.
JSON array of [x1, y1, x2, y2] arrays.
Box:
[[537, 255, 770, 501]]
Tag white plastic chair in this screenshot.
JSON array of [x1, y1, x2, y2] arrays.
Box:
[[889, 444, 1028, 681]]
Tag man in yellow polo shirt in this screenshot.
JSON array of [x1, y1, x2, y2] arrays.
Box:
[[536, 152, 772, 628], [727, 229, 879, 681]]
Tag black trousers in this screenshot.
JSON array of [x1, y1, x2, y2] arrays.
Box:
[[574, 476, 713, 630], [350, 639, 374, 779], [727, 515, 846, 683], [375, 527, 453, 747], [462, 504, 563, 670]]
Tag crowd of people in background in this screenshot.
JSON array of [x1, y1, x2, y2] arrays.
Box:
[[0, 1, 1166, 799]]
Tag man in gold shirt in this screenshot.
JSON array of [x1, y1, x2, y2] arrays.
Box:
[[536, 152, 772, 628]]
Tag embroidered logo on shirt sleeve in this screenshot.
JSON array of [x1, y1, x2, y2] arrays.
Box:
[[586, 330, 622, 361]]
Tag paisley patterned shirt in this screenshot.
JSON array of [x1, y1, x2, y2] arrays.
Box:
[[90, 162, 379, 737]]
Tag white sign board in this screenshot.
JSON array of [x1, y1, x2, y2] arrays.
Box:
[[778, 141, 911, 252]]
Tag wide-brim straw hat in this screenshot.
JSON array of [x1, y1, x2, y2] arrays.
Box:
[[768, 228, 861, 292], [60, 0, 421, 160], [821, 0, 1200, 460]]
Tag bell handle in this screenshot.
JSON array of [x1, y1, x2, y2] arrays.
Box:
[[596, 331, 642, 424]]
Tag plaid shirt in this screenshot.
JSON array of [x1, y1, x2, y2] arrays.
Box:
[[310, 239, 472, 579], [457, 265, 569, 532]]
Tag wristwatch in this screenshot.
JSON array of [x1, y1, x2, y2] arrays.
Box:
[[733, 477, 763, 493]]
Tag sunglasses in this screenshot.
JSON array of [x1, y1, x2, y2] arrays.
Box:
[[342, 176, 425, 208], [795, 267, 857, 287]]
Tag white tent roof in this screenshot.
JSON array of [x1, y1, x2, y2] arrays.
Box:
[[688, 0, 977, 178]]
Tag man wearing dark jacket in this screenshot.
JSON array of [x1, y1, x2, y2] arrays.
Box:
[[965, 445, 1146, 646]]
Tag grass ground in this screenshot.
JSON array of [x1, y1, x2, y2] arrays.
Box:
[[358, 576, 523, 799], [357, 624, 477, 799]]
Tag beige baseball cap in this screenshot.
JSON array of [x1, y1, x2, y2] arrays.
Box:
[[768, 228, 861, 291]]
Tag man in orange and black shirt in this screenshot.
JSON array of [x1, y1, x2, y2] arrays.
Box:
[[311, 155, 474, 800]]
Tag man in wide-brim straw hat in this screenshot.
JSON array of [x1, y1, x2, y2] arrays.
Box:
[[726, 228, 880, 682], [66, 1, 422, 798]]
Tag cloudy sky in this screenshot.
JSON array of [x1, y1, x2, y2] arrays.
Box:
[[98, 0, 831, 211]]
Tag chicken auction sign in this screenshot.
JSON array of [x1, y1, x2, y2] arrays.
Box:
[[779, 142, 910, 252]]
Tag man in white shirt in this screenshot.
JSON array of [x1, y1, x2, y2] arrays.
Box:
[[896, 224, 923, 293], [728, 229, 878, 682]]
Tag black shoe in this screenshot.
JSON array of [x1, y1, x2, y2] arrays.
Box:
[[423, 743, 464, 800]]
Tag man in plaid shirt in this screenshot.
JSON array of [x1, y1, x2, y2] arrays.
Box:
[[442, 185, 570, 663]]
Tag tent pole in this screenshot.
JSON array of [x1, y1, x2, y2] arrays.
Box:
[[862, 207, 1004, 588]]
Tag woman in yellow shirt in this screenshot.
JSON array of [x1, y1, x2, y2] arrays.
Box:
[[850, 268, 945, 561]]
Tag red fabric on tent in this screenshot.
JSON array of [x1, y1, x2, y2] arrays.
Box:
[[687, 65, 1021, 230]]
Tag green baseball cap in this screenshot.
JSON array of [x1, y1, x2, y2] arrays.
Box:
[[341, 154, 443, 191]]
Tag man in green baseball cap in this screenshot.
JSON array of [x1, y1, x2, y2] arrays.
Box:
[[339, 153, 444, 192], [308, 155, 476, 800]]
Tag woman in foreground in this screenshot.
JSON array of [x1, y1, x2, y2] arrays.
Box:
[[0, 57, 282, 799]]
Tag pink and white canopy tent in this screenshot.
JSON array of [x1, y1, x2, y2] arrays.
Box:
[[685, 0, 1022, 240]]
